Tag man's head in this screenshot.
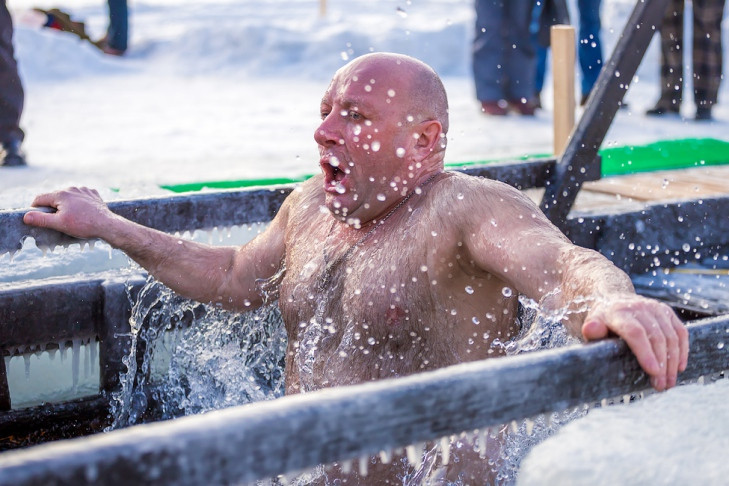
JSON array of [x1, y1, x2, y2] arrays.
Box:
[[315, 53, 449, 226]]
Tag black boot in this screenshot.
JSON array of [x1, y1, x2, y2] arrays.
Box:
[[645, 104, 680, 116], [695, 106, 713, 121], [1, 140, 26, 167]]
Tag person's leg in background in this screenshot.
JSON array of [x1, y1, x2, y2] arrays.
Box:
[[691, 0, 726, 120], [647, 0, 684, 115], [473, 0, 508, 115], [101, 0, 128, 55], [576, 0, 603, 105], [502, 0, 537, 114], [0, 1, 25, 167]]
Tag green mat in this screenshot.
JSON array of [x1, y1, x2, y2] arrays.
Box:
[[161, 137, 729, 193]]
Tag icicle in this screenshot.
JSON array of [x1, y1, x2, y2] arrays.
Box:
[[90, 339, 98, 372], [525, 418, 535, 436], [340, 459, 352, 474], [406, 442, 424, 468], [478, 429, 489, 459], [439, 436, 451, 465], [59, 340, 68, 363], [72, 338, 81, 391], [48, 347, 57, 361], [510, 420, 519, 433], [546, 413, 554, 428], [698, 375, 705, 385], [623, 394, 631, 405], [23, 354, 31, 379], [358, 455, 369, 477], [83, 339, 91, 378], [378, 448, 392, 464], [277, 474, 289, 486]]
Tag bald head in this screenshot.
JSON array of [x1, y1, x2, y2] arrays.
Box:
[[338, 53, 450, 137]]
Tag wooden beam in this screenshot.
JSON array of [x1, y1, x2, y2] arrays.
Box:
[[0, 160, 576, 256], [551, 25, 576, 156], [0, 316, 726, 485], [541, 0, 671, 227]]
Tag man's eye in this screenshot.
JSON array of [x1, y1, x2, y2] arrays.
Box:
[[320, 111, 330, 120], [348, 111, 362, 121]]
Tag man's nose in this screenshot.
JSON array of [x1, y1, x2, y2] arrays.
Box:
[[314, 113, 340, 147]]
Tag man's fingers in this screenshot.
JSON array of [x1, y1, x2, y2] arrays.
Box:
[[29, 191, 60, 209], [23, 210, 55, 229], [581, 319, 609, 341], [622, 318, 663, 384]]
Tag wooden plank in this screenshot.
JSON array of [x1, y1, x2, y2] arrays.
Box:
[[0, 186, 292, 255], [0, 160, 573, 257], [0, 316, 725, 486], [541, 0, 670, 226], [0, 278, 103, 350], [551, 25, 576, 155], [583, 166, 729, 201]]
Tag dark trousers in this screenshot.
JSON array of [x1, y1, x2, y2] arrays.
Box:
[[0, 2, 23, 144], [106, 0, 128, 52], [657, 0, 726, 108]]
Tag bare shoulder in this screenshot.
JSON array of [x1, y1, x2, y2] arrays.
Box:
[[427, 171, 542, 228], [276, 175, 325, 229]]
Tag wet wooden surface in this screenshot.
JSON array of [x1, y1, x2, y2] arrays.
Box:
[[526, 165, 729, 214]]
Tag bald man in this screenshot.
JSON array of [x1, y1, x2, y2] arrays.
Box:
[[24, 53, 688, 484]]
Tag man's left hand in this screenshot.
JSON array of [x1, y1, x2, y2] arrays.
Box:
[[581, 295, 689, 391]]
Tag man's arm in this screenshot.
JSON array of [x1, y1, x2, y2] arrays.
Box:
[[23, 187, 289, 311], [461, 179, 688, 391]]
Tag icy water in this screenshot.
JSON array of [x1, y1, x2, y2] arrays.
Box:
[[106, 279, 590, 485]]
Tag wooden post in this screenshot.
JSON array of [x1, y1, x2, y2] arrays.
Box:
[[551, 25, 576, 156]]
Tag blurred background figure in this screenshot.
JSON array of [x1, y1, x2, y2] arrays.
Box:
[[0, 1, 26, 167], [533, 0, 604, 108], [97, 0, 128, 55], [646, 0, 726, 120], [472, 0, 537, 116]]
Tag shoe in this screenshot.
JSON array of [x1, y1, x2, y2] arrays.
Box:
[[507, 98, 537, 116], [93, 35, 126, 56], [0, 140, 26, 167], [695, 106, 713, 121], [645, 104, 680, 116], [480, 100, 508, 116]]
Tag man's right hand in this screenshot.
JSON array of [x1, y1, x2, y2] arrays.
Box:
[[23, 187, 115, 240]]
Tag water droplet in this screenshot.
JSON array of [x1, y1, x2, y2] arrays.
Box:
[[457, 193, 464, 200], [368, 337, 376, 345], [465, 286, 474, 294], [364, 85, 372, 92], [472, 316, 480, 325], [501, 287, 513, 298], [387, 88, 396, 97], [371, 141, 381, 152], [377, 194, 386, 201], [718, 342, 725, 350], [682, 243, 691, 252], [420, 265, 428, 272], [396, 147, 406, 158]]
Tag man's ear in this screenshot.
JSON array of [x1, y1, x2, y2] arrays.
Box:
[[412, 120, 443, 159]]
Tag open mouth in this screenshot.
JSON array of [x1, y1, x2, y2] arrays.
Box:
[[321, 156, 349, 191]]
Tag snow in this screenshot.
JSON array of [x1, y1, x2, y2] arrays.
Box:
[[2, 0, 729, 482], [2, 0, 728, 209]]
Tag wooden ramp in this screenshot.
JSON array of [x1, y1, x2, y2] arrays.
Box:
[[574, 165, 729, 212]]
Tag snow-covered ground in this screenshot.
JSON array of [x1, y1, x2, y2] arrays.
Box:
[[2, 0, 729, 483], [2, 0, 728, 209]]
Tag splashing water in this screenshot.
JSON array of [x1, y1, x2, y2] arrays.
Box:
[[106, 276, 286, 430]]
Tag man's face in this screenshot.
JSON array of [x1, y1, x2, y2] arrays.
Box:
[[315, 58, 417, 226]]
